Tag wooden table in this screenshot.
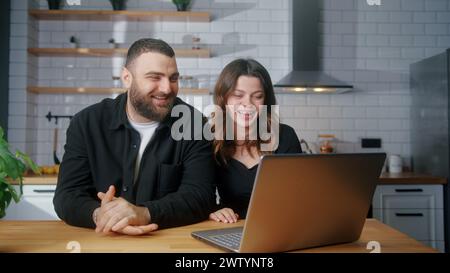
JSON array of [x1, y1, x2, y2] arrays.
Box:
[[0, 219, 438, 253]]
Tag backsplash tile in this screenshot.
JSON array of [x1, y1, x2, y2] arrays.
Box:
[[6, 0, 450, 168]]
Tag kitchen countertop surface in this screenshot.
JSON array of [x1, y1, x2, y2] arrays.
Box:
[[14, 172, 447, 185], [378, 172, 447, 185], [0, 219, 438, 253], [19, 174, 58, 185]]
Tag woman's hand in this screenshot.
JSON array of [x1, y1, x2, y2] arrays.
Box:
[[209, 208, 239, 223]]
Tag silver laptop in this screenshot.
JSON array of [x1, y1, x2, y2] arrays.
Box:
[[192, 153, 386, 253]]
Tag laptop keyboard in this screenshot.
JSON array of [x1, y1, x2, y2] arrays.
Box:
[[210, 232, 242, 250]]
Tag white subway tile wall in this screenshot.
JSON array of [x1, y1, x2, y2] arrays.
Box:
[[7, 0, 450, 167]]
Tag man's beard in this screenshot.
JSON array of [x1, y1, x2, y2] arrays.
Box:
[[129, 82, 175, 122]]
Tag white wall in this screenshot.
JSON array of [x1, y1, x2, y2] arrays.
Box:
[[7, 0, 450, 168], [314, 0, 450, 164]]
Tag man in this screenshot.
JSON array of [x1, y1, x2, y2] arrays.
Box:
[[53, 38, 216, 235]]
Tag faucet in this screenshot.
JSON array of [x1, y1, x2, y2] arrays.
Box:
[[300, 139, 314, 154]]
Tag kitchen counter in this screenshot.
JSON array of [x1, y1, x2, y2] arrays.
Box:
[[19, 174, 58, 185], [379, 172, 447, 185], [14, 172, 447, 186], [0, 219, 438, 253]]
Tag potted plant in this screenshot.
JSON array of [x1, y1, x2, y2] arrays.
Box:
[[70, 36, 80, 48], [109, 38, 119, 49], [47, 0, 63, 10], [0, 127, 40, 219], [172, 0, 191, 11], [109, 0, 127, 11]]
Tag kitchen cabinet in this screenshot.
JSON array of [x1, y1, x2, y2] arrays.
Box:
[[3, 185, 59, 221], [372, 184, 445, 252]]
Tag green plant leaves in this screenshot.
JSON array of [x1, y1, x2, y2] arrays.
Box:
[[0, 126, 39, 218], [16, 150, 40, 175], [172, 0, 190, 5], [6, 182, 21, 203], [0, 130, 26, 180], [0, 181, 13, 218]]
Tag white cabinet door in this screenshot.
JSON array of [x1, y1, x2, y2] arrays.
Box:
[[373, 185, 443, 209], [3, 185, 59, 220], [373, 208, 444, 241], [372, 184, 445, 253]]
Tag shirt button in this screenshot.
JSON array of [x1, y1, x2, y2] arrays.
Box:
[[132, 144, 137, 149], [122, 186, 128, 192]]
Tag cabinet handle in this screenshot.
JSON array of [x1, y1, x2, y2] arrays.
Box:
[[33, 189, 56, 193], [395, 213, 424, 217], [395, 189, 423, 193]]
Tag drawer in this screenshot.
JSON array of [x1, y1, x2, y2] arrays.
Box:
[[5, 197, 59, 220], [373, 185, 443, 209], [373, 208, 444, 241], [4, 185, 58, 220], [13, 185, 56, 196]]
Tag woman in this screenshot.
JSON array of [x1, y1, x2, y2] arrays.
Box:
[[209, 59, 302, 223]]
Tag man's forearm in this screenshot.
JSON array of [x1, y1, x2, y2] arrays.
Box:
[[54, 188, 100, 229], [142, 188, 214, 229]]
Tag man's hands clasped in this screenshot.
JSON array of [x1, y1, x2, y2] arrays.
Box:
[[94, 185, 158, 235]]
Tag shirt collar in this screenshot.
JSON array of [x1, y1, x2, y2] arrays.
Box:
[[108, 92, 128, 130]]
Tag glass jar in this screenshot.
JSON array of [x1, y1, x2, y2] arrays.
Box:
[[318, 134, 335, 154], [197, 75, 210, 89], [184, 76, 193, 88], [192, 36, 201, 50], [178, 76, 186, 89], [183, 76, 198, 89], [112, 76, 121, 88]]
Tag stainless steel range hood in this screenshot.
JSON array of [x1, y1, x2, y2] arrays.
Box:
[[274, 0, 353, 94]]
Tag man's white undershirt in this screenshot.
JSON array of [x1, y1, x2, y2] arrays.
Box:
[[127, 115, 159, 182]]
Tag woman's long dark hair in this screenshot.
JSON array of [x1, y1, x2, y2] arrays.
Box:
[[212, 58, 278, 166]]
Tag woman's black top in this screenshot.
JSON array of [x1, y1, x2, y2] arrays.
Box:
[[215, 123, 302, 218]]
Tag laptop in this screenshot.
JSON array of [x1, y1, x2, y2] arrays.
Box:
[[191, 153, 386, 253]]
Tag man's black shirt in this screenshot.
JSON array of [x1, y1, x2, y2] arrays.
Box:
[[53, 93, 216, 229]]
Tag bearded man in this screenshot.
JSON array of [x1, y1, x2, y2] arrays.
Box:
[[54, 38, 216, 235]]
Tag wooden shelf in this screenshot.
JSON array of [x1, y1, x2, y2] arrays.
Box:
[[29, 9, 210, 22], [28, 48, 210, 58], [27, 86, 210, 95]]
